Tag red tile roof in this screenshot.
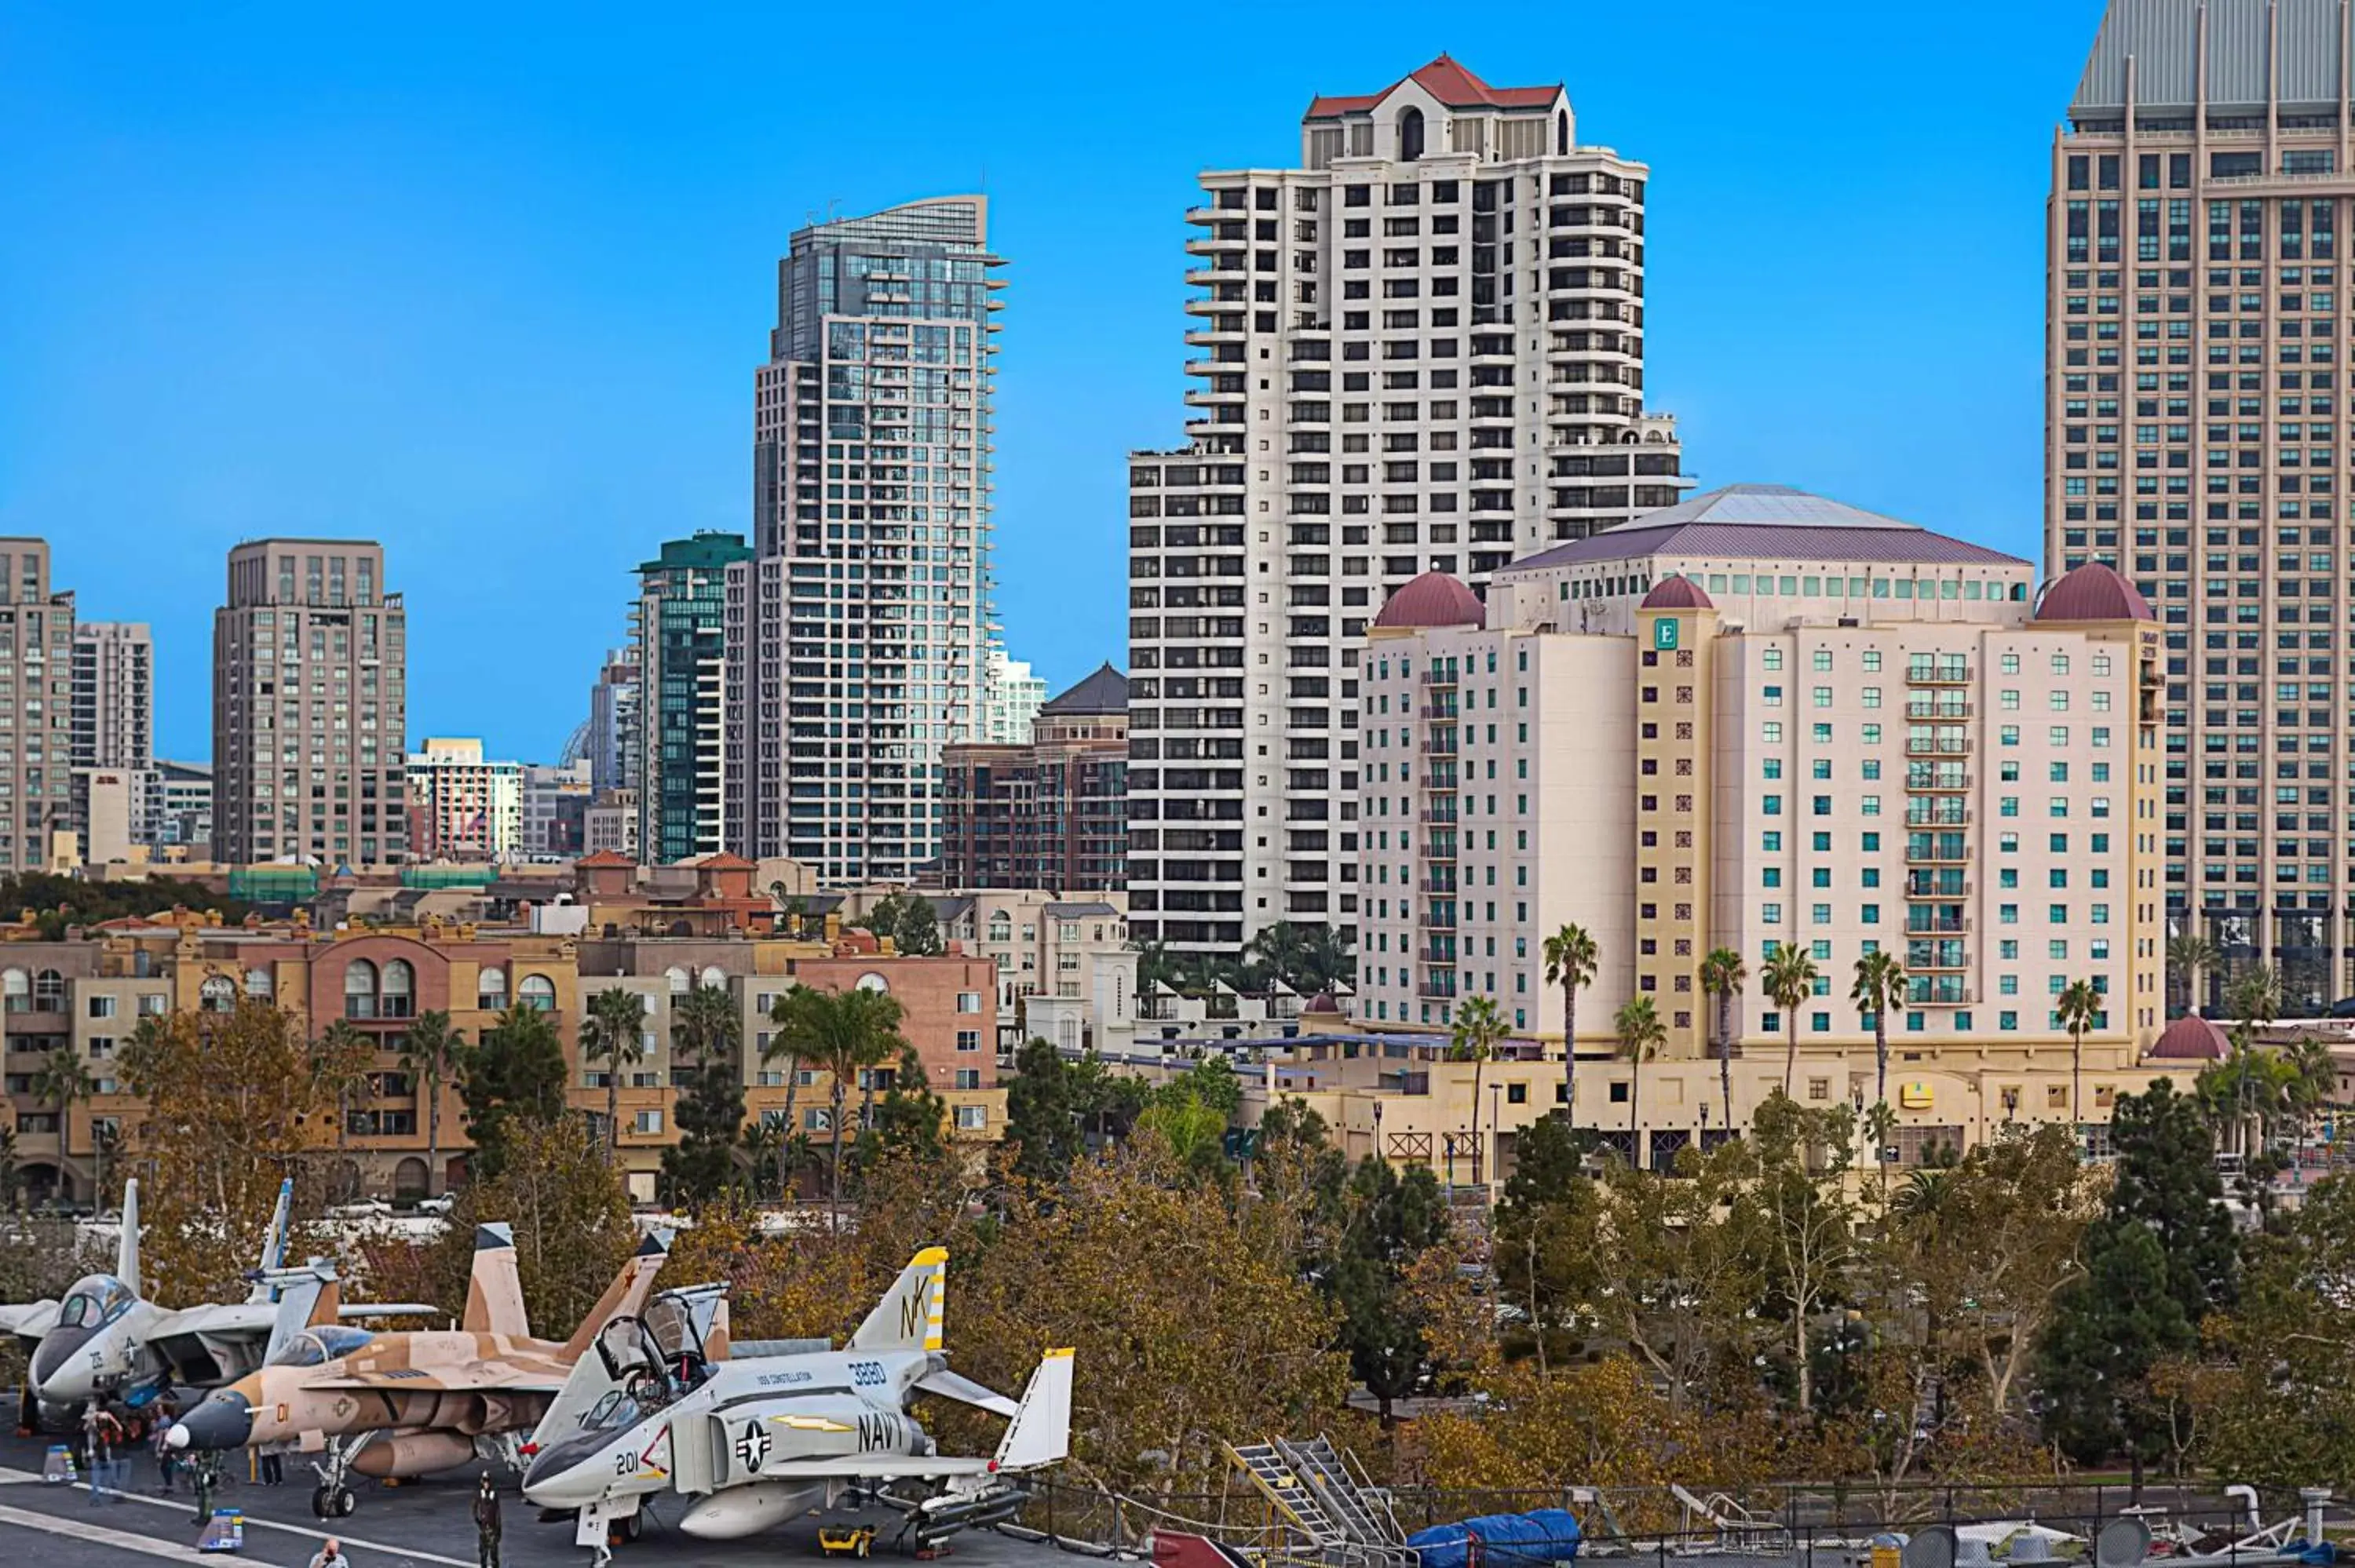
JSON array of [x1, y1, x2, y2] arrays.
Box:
[[575, 851, 635, 868], [2035, 562, 2155, 623], [1641, 574, 1714, 611], [2147, 1014, 2230, 1062], [1373, 571, 1486, 630], [1306, 55, 1562, 119], [692, 852, 757, 870]]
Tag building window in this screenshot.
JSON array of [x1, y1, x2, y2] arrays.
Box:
[[518, 974, 557, 1012]]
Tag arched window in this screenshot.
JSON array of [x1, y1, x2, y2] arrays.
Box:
[[200, 975, 237, 1014], [2, 969, 27, 1014], [477, 966, 508, 1011], [856, 973, 890, 995], [988, 910, 1011, 943], [518, 975, 557, 1012], [243, 968, 274, 999], [665, 966, 690, 995], [699, 965, 727, 990], [33, 970, 64, 1010], [1398, 106, 1424, 162], [1556, 108, 1569, 155], [343, 960, 378, 1019], [381, 959, 414, 1019]]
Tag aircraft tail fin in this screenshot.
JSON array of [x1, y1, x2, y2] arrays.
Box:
[[555, 1230, 671, 1362], [705, 1295, 731, 1363], [992, 1348, 1075, 1471], [848, 1246, 945, 1353], [115, 1179, 139, 1296], [461, 1223, 530, 1338], [258, 1262, 337, 1364], [246, 1178, 295, 1303]]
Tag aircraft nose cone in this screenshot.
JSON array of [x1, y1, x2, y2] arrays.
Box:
[[30, 1328, 93, 1400], [170, 1391, 252, 1452]]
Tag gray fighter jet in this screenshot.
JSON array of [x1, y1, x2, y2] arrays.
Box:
[[519, 1245, 1072, 1560], [0, 1178, 429, 1430]]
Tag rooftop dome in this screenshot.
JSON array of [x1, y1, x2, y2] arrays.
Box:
[[2036, 562, 2154, 622], [1640, 574, 1714, 611], [1373, 571, 1486, 630], [2147, 1014, 2230, 1062]]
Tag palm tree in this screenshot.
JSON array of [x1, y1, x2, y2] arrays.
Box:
[[2224, 964, 2283, 1161], [1850, 950, 1909, 1115], [1762, 943, 1820, 1097], [1699, 946, 1747, 1133], [2056, 978, 2104, 1132], [314, 1018, 373, 1183], [397, 1010, 466, 1198], [759, 986, 809, 1192], [30, 1050, 93, 1204], [1612, 995, 1666, 1161], [2167, 931, 2220, 1018], [1449, 995, 1507, 1186], [674, 983, 740, 1075], [1542, 924, 1599, 1129], [583, 987, 650, 1158], [768, 986, 908, 1216]]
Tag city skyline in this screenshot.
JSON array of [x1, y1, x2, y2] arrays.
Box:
[[3, 1, 2103, 764]]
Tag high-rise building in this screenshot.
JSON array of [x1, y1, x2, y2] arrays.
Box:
[[71, 622, 152, 771], [979, 643, 1048, 745], [730, 196, 1003, 881], [2053, 0, 2355, 1012], [941, 663, 1130, 892], [0, 540, 78, 872], [521, 759, 593, 859], [148, 760, 213, 852], [638, 532, 749, 866], [407, 737, 524, 862], [1125, 57, 1692, 957], [586, 646, 641, 798], [212, 539, 407, 866]]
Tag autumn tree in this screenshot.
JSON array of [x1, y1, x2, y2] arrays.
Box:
[[115, 1001, 365, 1305], [1749, 1092, 1860, 1414]]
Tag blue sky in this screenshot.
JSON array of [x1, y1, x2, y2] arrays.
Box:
[[0, 0, 2105, 764]]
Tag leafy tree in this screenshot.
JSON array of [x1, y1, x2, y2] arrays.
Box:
[[1242, 919, 1352, 994], [0, 872, 252, 941], [1330, 1158, 1450, 1424], [850, 892, 944, 957], [1700, 946, 1747, 1132], [458, 1002, 571, 1183], [2057, 978, 2103, 1131], [115, 1001, 361, 1304], [1762, 942, 1820, 1096], [767, 984, 906, 1215], [1751, 1092, 1859, 1413], [2109, 1078, 2238, 1320], [855, 1048, 951, 1181], [392, 1117, 635, 1334], [1003, 1039, 1089, 1182], [2036, 1216, 2195, 1490], [397, 1010, 465, 1198], [662, 984, 747, 1207], [1850, 950, 1908, 1117], [2167, 931, 2218, 1018], [582, 986, 648, 1158], [1544, 924, 1599, 1129], [1449, 995, 1506, 1185]]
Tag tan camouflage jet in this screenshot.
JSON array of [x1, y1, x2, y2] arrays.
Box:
[[165, 1222, 671, 1520]]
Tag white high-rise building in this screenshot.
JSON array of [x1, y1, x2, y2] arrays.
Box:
[[979, 644, 1048, 745], [1125, 57, 1693, 957], [730, 196, 1002, 882], [71, 622, 152, 771]]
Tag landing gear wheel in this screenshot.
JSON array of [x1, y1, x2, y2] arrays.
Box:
[[311, 1485, 333, 1519], [334, 1487, 356, 1518], [608, 1511, 642, 1545]]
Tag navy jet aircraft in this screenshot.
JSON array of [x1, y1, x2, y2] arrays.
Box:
[[0, 1178, 428, 1430], [520, 1246, 1072, 1560]]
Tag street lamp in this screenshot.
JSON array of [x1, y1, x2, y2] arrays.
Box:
[[1488, 1081, 1502, 1193]]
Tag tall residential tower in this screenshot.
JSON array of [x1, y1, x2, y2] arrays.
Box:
[[0, 542, 76, 870], [637, 532, 748, 866], [1126, 57, 1691, 956], [2052, 0, 2355, 1011], [730, 197, 1003, 881], [211, 539, 407, 865]]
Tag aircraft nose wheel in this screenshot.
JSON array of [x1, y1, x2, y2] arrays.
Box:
[[311, 1484, 356, 1519]]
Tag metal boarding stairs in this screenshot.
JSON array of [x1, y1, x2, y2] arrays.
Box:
[[1226, 1437, 1418, 1568]]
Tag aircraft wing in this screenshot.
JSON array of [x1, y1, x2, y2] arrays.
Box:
[[146, 1302, 279, 1384], [308, 1362, 564, 1395], [761, 1457, 997, 1479], [915, 1369, 1017, 1417], [0, 1300, 59, 1341]]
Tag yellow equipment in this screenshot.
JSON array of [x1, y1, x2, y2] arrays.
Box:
[[820, 1525, 878, 1558]]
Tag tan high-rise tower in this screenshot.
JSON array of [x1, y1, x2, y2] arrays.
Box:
[[2052, 0, 2355, 1012], [0, 540, 77, 870], [213, 540, 408, 865]]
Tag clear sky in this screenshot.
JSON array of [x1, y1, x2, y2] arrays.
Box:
[[0, 0, 2105, 764]]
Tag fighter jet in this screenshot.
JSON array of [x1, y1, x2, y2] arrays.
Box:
[[166, 1222, 673, 1519], [519, 1246, 1073, 1560], [0, 1178, 425, 1431]]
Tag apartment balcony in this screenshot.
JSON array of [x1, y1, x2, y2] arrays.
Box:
[[1905, 664, 1973, 686], [1419, 668, 1459, 687], [1416, 979, 1460, 1001], [1417, 907, 1459, 930], [1185, 233, 1247, 255], [1902, 877, 1972, 901], [1418, 877, 1458, 895], [1905, 771, 1971, 794], [1419, 702, 1458, 720], [1904, 700, 1974, 721], [1904, 913, 1973, 935], [1419, 771, 1457, 793], [1418, 737, 1459, 757], [1417, 945, 1457, 965], [1904, 805, 1973, 828], [1903, 844, 1971, 866], [1904, 735, 1972, 757], [1423, 839, 1457, 861], [1419, 806, 1459, 826]]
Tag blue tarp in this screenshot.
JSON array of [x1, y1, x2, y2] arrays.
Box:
[[1408, 1510, 1582, 1568]]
